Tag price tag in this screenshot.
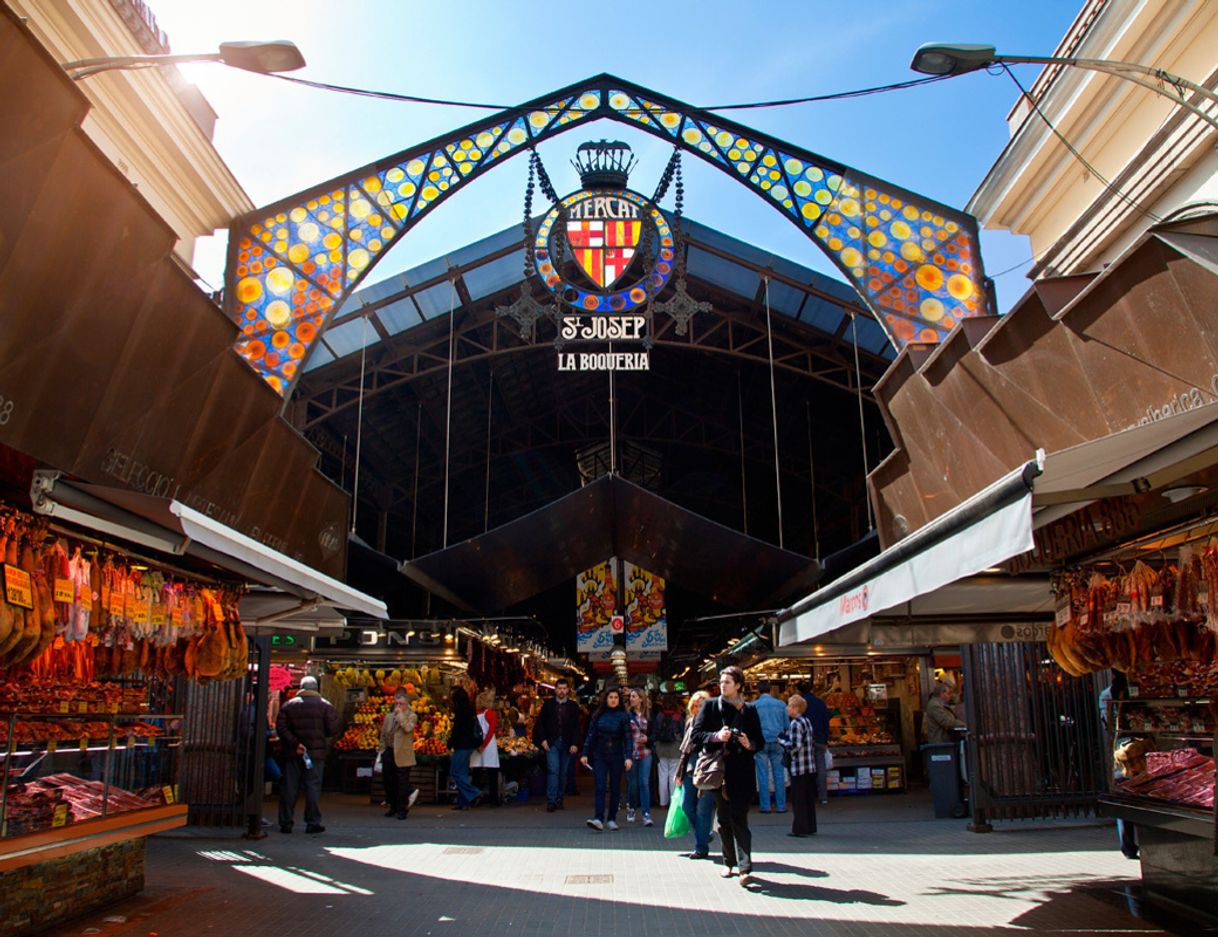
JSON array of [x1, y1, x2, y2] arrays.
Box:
[[3, 564, 33, 609], [1054, 603, 1071, 627], [162, 785, 175, 804], [1193, 720, 1208, 734], [1116, 602, 1133, 615], [1150, 595, 1164, 608], [1177, 687, 1190, 698], [109, 736, 117, 750], [170, 606, 183, 626], [1078, 612, 1089, 628], [51, 803, 68, 828], [151, 606, 166, 627], [132, 603, 151, 627], [109, 592, 126, 617], [77, 701, 88, 714], [1128, 684, 1140, 698], [53, 578, 74, 604], [80, 737, 88, 751], [46, 738, 57, 754], [126, 736, 135, 749], [58, 700, 70, 714]]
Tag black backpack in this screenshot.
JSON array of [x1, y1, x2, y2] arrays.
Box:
[[654, 711, 681, 745]]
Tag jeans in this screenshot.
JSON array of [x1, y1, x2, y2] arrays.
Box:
[[656, 756, 681, 806], [627, 753, 653, 813], [592, 755, 623, 822], [449, 748, 481, 805], [545, 745, 573, 806], [755, 741, 787, 811], [278, 754, 323, 829], [813, 743, 829, 801], [681, 776, 716, 854]]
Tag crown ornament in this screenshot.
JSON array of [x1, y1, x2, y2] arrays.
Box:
[[571, 140, 637, 190]]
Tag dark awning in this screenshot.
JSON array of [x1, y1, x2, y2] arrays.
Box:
[[400, 474, 821, 614]]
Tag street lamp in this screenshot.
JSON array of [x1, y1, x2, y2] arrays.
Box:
[[910, 42, 1218, 134], [62, 40, 305, 80]]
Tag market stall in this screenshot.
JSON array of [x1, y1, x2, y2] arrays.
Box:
[[746, 654, 924, 794]]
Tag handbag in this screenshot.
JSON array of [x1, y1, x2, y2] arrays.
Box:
[[692, 700, 742, 791]]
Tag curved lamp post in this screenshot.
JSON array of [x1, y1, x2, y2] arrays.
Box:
[[63, 40, 305, 80], [910, 42, 1218, 135]]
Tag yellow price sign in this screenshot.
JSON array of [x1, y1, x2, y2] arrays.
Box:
[[126, 736, 135, 749], [162, 785, 175, 804], [80, 737, 89, 752], [51, 804, 68, 828], [53, 578, 74, 604], [46, 738, 57, 754], [58, 700, 70, 714], [3, 564, 33, 609], [77, 701, 88, 714]]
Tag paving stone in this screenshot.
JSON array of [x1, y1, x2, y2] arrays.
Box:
[[32, 789, 1188, 937]]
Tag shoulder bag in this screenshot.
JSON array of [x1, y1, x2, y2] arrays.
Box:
[[692, 701, 742, 791]]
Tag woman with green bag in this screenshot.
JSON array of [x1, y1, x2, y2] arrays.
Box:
[[670, 691, 715, 857]]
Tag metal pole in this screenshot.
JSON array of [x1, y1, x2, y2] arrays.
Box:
[[850, 313, 874, 531], [244, 636, 270, 839], [806, 400, 820, 561], [411, 400, 422, 557], [764, 277, 784, 549], [442, 279, 456, 548], [737, 373, 748, 535], [484, 369, 494, 532], [350, 316, 368, 534], [608, 342, 617, 475]]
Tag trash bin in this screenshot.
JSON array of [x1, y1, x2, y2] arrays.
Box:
[[922, 742, 962, 818]]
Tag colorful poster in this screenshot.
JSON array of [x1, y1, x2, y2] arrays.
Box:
[[623, 561, 667, 660], [576, 560, 617, 661]]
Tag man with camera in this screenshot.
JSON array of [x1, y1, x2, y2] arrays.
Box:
[[691, 666, 765, 887]]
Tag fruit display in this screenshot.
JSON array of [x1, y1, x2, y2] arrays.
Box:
[[412, 695, 451, 756], [1048, 544, 1218, 677], [332, 688, 454, 755], [827, 693, 895, 746], [498, 735, 539, 758]]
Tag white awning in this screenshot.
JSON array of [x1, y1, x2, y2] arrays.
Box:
[[30, 472, 387, 620], [778, 460, 1038, 647]]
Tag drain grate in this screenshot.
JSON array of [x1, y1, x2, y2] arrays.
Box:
[[442, 847, 485, 855], [565, 874, 614, 885]]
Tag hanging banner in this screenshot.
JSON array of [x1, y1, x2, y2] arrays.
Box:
[[576, 560, 618, 661], [623, 561, 667, 659]]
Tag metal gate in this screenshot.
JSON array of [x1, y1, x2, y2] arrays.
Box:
[[962, 642, 1107, 829]]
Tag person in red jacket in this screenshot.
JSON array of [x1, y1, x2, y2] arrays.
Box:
[[276, 675, 340, 834]]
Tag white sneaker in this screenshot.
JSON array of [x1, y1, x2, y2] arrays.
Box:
[[606, 820, 619, 831], [626, 808, 636, 823], [586, 818, 604, 831], [643, 813, 653, 827], [407, 789, 420, 809]]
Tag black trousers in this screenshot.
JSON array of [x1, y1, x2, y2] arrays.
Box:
[[790, 772, 819, 835], [279, 755, 322, 829], [382, 750, 416, 813], [715, 788, 753, 873]]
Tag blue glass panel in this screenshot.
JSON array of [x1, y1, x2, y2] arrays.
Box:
[[377, 298, 423, 336], [464, 250, 526, 301], [413, 281, 460, 319], [763, 280, 804, 317], [302, 341, 335, 372], [321, 318, 377, 358], [685, 247, 760, 299], [800, 297, 845, 334], [852, 315, 892, 355]]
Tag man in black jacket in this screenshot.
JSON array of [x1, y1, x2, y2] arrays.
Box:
[[276, 676, 341, 834], [692, 666, 765, 886], [533, 678, 583, 812]]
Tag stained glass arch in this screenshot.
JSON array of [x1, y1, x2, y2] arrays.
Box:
[[225, 74, 991, 396]]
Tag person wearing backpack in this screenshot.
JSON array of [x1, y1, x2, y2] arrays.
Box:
[[652, 697, 684, 808]]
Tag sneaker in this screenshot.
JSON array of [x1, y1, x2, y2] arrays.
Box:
[[606, 820, 619, 831], [407, 789, 420, 809], [688, 851, 710, 860], [642, 813, 653, 827], [626, 808, 636, 823], [586, 818, 604, 831], [305, 825, 325, 835]]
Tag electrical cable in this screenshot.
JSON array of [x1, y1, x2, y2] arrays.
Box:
[[999, 64, 1161, 225], [268, 71, 955, 113]]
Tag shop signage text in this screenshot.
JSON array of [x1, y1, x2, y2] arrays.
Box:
[[557, 351, 650, 371], [1004, 497, 1141, 571], [838, 585, 870, 617]]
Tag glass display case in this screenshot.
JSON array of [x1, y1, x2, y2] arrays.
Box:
[[1106, 697, 1215, 811], [2, 712, 183, 838]]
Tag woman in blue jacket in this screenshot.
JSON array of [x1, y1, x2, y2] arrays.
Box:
[[580, 687, 633, 831]]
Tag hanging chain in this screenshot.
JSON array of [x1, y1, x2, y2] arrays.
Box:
[[534, 149, 559, 204], [522, 152, 537, 280], [672, 152, 685, 278]]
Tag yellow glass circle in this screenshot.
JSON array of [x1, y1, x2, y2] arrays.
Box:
[[947, 274, 974, 300], [322, 232, 342, 250], [287, 243, 310, 265], [265, 300, 291, 328], [915, 265, 944, 291], [920, 298, 945, 322], [236, 277, 263, 305]]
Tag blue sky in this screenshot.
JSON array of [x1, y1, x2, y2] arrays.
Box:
[[155, 0, 1081, 314]]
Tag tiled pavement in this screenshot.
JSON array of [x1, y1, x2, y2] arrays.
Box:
[[37, 789, 1203, 937]]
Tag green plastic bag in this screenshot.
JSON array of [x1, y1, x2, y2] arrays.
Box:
[[663, 803, 692, 839]]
